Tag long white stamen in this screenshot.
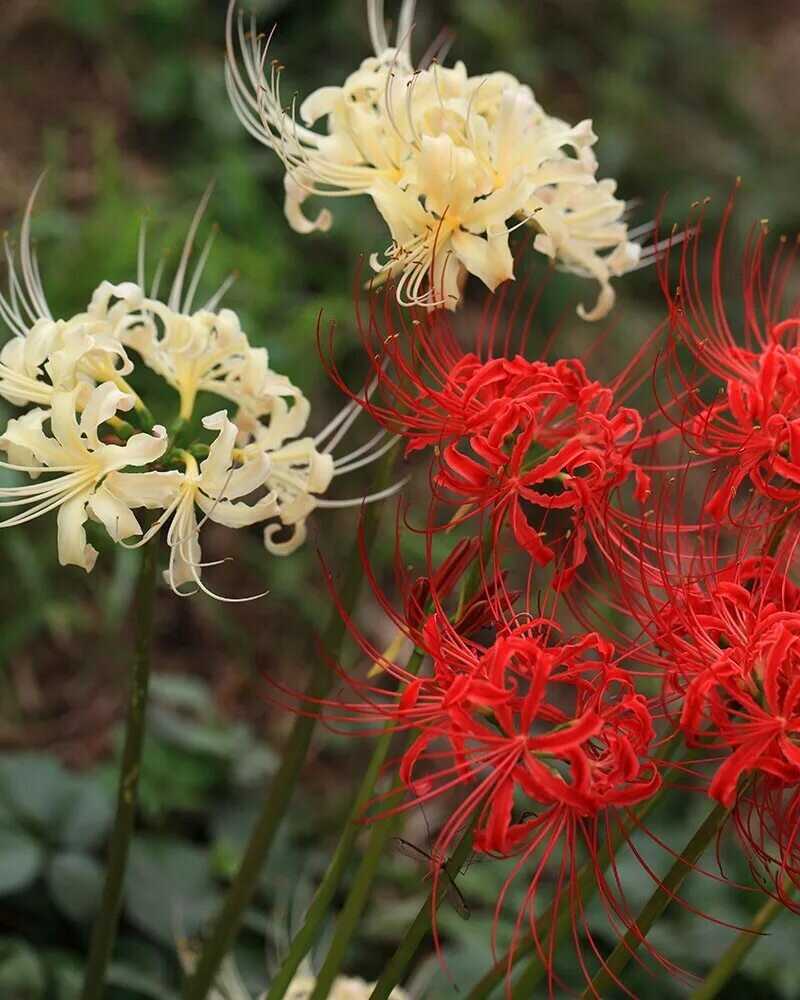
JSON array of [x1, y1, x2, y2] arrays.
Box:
[[202, 272, 237, 312], [396, 0, 417, 58], [627, 220, 656, 241], [0, 479, 91, 527], [323, 397, 369, 454], [183, 225, 218, 314], [119, 495, 183, 550], [334, 434, 397, 474], [20, 175, 53, 321], [0, 470, 86, 497], [4, 238, 39, 327], [28, 246, 51, 319], [169, 182, 215, 312], [367, 0, 388, 56], [314, 477, 408, 508], [333, 427, 388, 467], [313, 398, 360, 449], [151, 255, 166, 300]]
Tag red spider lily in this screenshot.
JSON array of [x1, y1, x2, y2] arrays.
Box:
[[681, 592, 800, 906], [435, 385, 651, 589], [657, 188, 800, 523], [613, 511, 800, 904], [323, 281, 659, 590], [311, 564, 674, 996], [732, 775, 800, 907], [649, 553, 800, 706], [389, 616, 659, 825], [680, 608, 800, 805]]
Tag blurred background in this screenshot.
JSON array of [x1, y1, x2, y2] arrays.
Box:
[[1, 1, 800, 997]]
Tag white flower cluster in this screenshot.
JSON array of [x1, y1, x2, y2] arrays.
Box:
[[0, 188, 396, 597], [226, 0, 654, 319]]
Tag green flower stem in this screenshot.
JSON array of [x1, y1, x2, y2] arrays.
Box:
[[368, 822, 476, 1000], [182, 445, 397, 1000], [81, 537, 158, 1000], [271, 527, 492, 995], [690, 886, 793, 1000], [310, 790, 406, 1000], [266, 653, 423, 1000], [580, 800, 729, 1000], [132, 399, 156, 430], [309, 536, 494, 996]]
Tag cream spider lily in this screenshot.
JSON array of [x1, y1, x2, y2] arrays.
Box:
[[225, 0, 651, 318], [123, 186, 302, 423], [0, 182, 143, 409], [0, 183, 403, 593], [106, 411, 278, 599], [0, 382, 167, 571]]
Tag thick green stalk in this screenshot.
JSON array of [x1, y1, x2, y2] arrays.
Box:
[[81, 539, 158, 1000], [310, 794, 405, 1000], [691, 888, 792, 1000], [275, 527, 491, 995], [266, 741, 397, 1000], [310, 537, 493, 996], [267, 649, 423, 999], [581, 801, 729, 999], [183, 446, 397, 1000], [368, 822, 476, 1000]]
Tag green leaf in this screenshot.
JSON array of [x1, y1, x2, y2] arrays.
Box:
[[0, 938, 46, 1000], [0, 754, 72, 835], [148, 705, 248, 759], [57, 775, 114, 850], [149, 673, 214, 715], [124, 836, 221, 946], [40, 950, 83, 1000], [47, 852, 104, 924], [107, 963, 176, 1000], [0, 828, 44, 895], [136, 738, 224, 820]]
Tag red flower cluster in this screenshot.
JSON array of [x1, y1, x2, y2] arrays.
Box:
[[692, 327, 800, 520], [331, 297, 653, 590], [434, 354, 651, 588], [643, 556, 800, 803], [619, 533, 800, 902], [319, 554, 666, 993], [619, 201, 800, 903], [389, 616, 658, 834], [660, 197, 800, 522], [309, 200, 800, 994]]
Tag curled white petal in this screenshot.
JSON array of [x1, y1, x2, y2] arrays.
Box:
[[225, 0, 642, 315], [0, 383, 167, 571]]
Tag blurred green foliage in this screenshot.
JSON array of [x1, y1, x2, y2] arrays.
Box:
[[1, 0, 800, 996]]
